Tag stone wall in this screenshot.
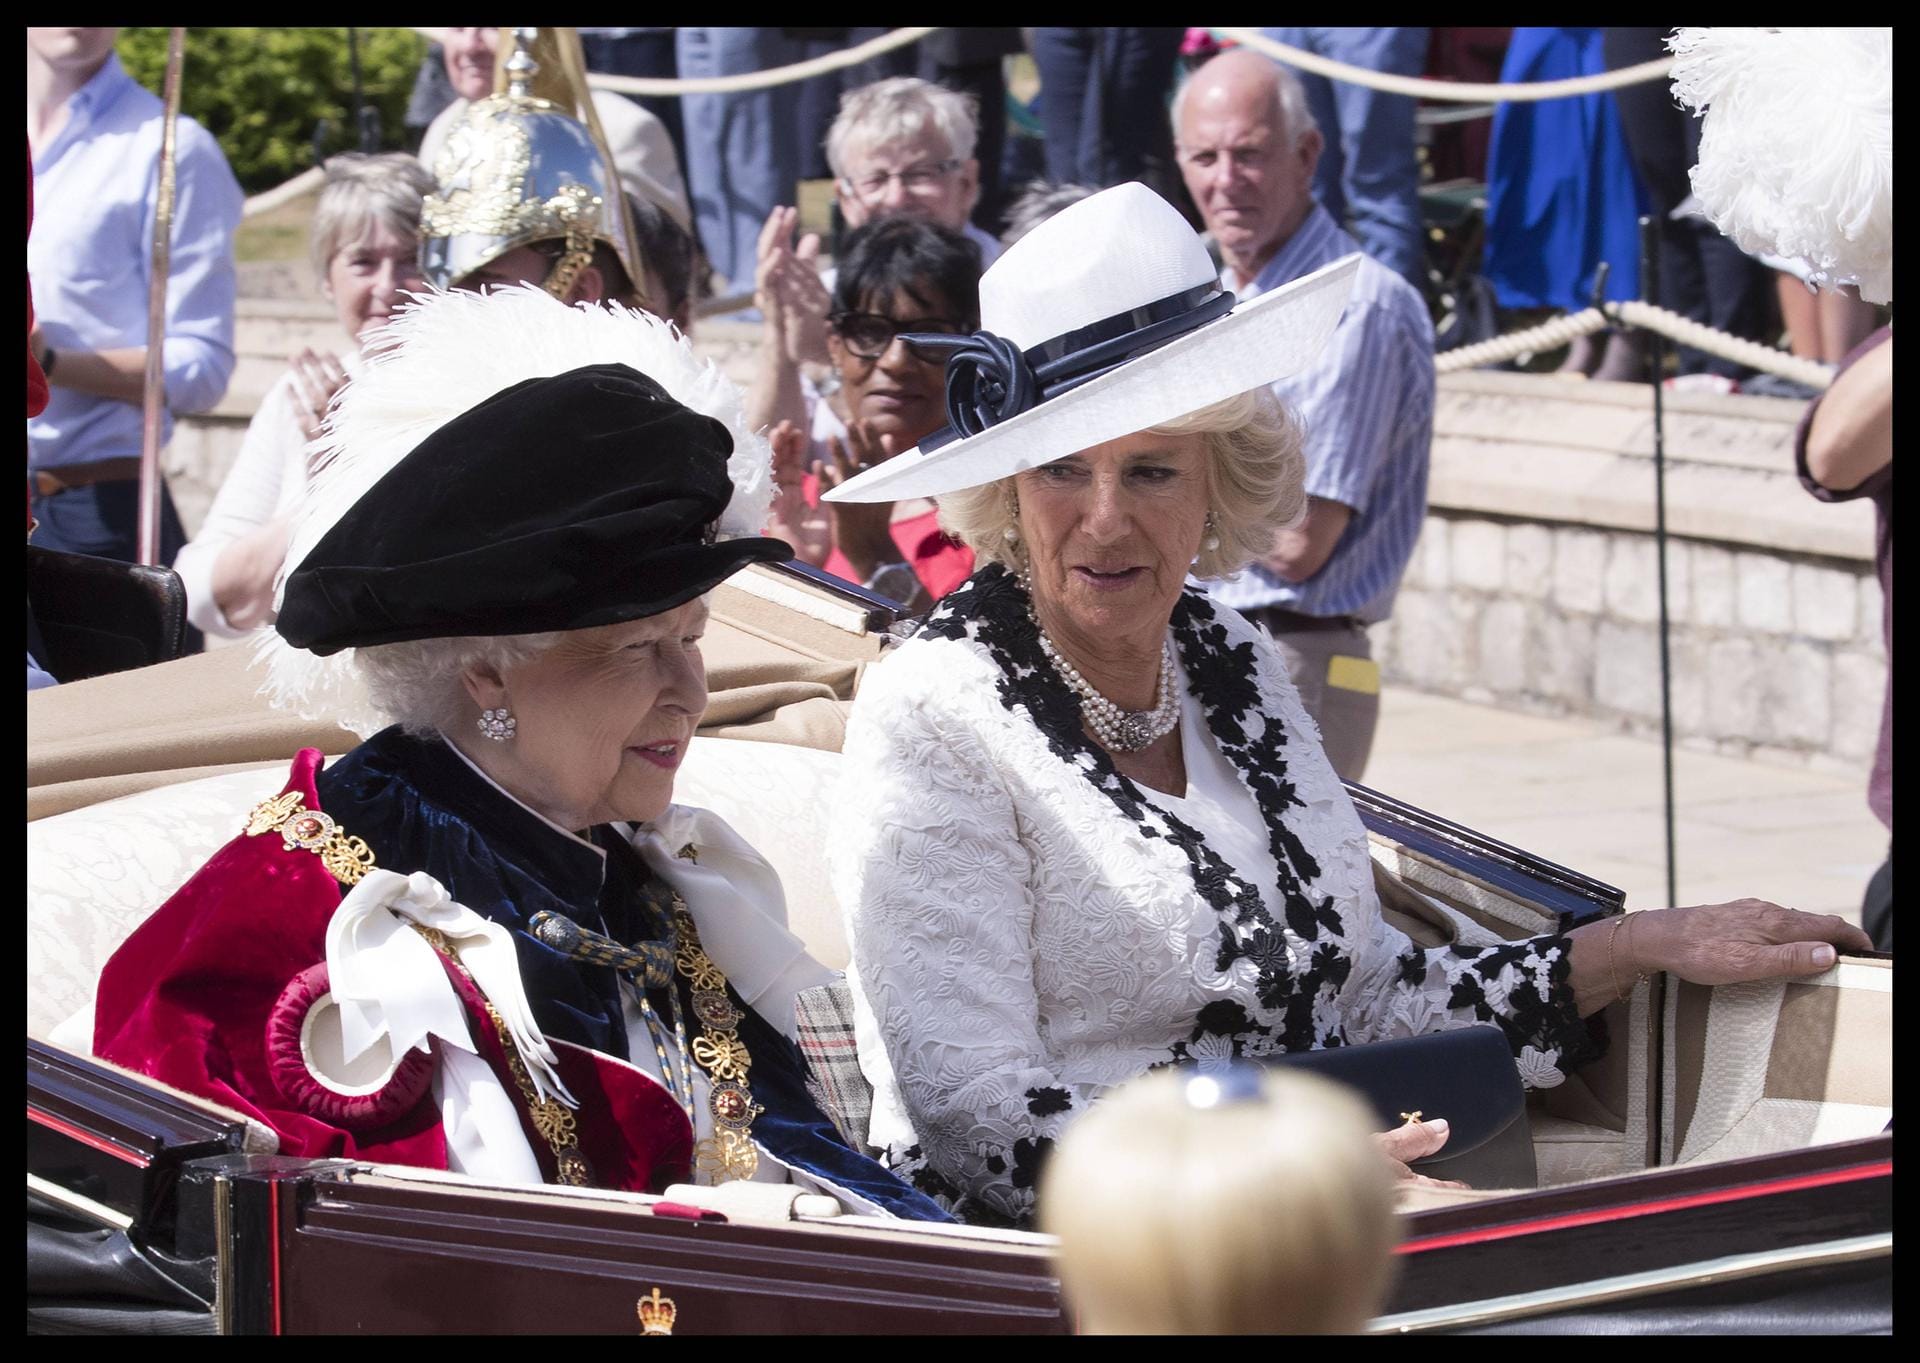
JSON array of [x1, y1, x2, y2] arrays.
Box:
[[1372, 374, 1884, 773]]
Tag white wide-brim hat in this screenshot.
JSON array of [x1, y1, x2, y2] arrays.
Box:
[[824, 181, 1359, 504]]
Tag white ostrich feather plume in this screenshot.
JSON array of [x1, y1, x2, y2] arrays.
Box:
[[1670, 27, 1892, 304], [253, 285, 775, 735]]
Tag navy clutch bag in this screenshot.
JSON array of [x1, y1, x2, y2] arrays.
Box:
[[1269, 1024, 1537, 1190]]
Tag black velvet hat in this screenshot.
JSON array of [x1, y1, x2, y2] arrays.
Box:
[[275, 363, 791, 655]]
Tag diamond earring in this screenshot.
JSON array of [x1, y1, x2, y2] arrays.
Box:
[[478, 707, 517, 742]]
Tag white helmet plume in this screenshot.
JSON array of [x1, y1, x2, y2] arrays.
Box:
[[1669, 27, 1892, 304]]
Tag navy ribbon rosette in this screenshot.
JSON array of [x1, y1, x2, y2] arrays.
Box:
[[902, 281, 1239, 453]]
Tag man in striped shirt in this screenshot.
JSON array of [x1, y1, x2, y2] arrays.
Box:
[[1176, 50, 1435, 781]]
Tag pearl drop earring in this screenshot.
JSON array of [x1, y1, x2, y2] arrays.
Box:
[[1203, 513, 1221, 553]]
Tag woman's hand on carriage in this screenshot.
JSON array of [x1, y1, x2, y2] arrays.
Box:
[[1629, 901, 1872, 986], [1569, 900, 1873, 1016]]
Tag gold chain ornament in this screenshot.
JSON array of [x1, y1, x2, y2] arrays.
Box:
[[411, 924, 593, 1187], [241, 794, 761, 1188], [243, 795, 590, 1186], [671, 904, 763, 1182], [244, 792, 375, 886]]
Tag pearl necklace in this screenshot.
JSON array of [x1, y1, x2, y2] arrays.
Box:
[[1029, 602, 1180, 753]]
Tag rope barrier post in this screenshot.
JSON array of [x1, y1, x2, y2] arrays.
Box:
[[1639, 215, 1679, 910]]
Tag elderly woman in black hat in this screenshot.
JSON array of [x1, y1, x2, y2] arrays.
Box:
[[823, 183, 1871, 1227], [92, 286, 951, 1219]]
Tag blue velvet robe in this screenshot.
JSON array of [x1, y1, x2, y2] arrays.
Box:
[[317, 727, 954, 1222]]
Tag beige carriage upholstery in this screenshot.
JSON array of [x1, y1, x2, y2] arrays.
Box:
[[1661, 962, 1892, 1166], [24, 737, 850, 1047], [1366, 842, 1654, 1187]]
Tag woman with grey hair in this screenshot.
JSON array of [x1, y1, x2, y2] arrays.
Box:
[[824, 183, 1871, 1227], [174, 152, 432, 638], [97, 286, 952, 1221]]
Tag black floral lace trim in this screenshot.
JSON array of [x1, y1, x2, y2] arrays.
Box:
[[911, 568, 1598, 1222], [921, 567, 1345, 1055]]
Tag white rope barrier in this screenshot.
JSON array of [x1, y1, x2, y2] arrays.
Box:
[[1436, 303, 1836, 390], [407, 26, 938, 97], [1217, 28, 1674, 102], [1615, 301, 1835, 390], [242, 164, 326, 218], [1436, 310, 1608, 373]]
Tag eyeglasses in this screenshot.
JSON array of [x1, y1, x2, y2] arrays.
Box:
[[842, 158, 961, 200], [829, 311, 969, 361]]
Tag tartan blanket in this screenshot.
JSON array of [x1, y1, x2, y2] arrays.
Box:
[[792, 979, 875, 1157]]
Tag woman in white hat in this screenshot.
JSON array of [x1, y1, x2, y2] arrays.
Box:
[[824, 182, 1871, 1227]]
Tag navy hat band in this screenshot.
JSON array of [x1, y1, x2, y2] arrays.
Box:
[[905, 281, 1237, 455]]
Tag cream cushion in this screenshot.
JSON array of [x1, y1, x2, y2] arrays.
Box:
[[26, 737, 851, 1045]]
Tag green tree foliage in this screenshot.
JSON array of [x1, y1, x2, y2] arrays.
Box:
[[117, 28, 427, 193]]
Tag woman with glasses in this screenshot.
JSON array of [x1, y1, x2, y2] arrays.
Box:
[[749, 77, 1001, 418], [760, 218, 982, 610]]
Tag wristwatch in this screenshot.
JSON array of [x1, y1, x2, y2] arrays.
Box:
[[862, 561, 920, 604]]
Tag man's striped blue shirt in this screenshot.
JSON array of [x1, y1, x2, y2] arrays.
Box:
[[1207, 205, 1434, 623]]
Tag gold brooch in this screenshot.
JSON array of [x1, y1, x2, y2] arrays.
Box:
[[245, 791, 376, 886]]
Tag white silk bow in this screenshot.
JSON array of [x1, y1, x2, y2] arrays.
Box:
[[325, 867, 577, 1109]]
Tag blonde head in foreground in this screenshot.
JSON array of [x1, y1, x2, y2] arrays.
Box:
[[1040, 1067, 1400, 1335]]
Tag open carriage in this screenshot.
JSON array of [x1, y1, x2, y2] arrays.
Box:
[[27, 564, 1891, 1334]]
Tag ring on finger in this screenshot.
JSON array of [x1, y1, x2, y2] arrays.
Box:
[[1399, 1110, 1424, 1126]]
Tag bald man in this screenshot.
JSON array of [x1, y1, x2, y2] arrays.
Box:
[[1175, 51, 1434, 782]]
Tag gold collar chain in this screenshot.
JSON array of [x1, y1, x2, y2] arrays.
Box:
[[672, 902, 764, 1183], [245, 790, 376, 886], [242, 795, 763, 1189], [245, 791, 591, 1183], [411, 924, 593, 1186]]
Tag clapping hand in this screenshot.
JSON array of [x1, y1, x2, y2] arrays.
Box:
[[288, 347, 350, 447], [764, 419, 829, 565], [755, 206, 831, 368], [818, 420, 902, 581]]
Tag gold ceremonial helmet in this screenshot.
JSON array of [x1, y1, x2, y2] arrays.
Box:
[[419, 26, 645, 300]]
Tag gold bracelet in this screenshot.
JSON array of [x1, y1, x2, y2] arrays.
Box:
[[1607, 912, 1647, 1004]]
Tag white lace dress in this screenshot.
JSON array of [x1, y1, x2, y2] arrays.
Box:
[[828, 566, 1596, 1226]]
